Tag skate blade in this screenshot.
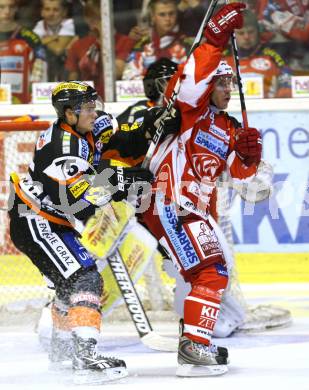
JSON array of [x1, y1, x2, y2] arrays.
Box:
[[176, 363, 228, 377], [73, 367, 128, 385]]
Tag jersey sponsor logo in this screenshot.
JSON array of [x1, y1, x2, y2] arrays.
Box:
[[214, 262, 228, 277], [209, 124, 230, 142], [78, 138, 89, 159], [69, 179, 90, 198], [194, 130, 228, 159], [61, 231, 95, 268], [188, 220, 222, 258], [71, 292, 100, 305], [93, 114, 112, 136], [36, 126, 52, 150], [31, 218, 81, 278], [157, 194, 200, 271], [181, 198, 209, 220], [201, 304, 219, 320], [99, 129, 113, 144], [120, 123, 130, 131], [110, 159, 130, 167], [130, 121, 140, 130]]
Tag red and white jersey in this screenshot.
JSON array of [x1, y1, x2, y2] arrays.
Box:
[[0, 27, 46, 103], [150, 43, 258, 219]]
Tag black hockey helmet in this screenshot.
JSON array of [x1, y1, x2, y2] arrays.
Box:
[[143, 58, 178, 102], [52, 81, 98, 118]]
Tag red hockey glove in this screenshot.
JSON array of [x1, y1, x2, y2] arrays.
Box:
[[234, 127, 262, 167], [204, 2, 246, 48]]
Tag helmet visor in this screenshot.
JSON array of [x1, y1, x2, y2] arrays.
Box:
[[214, 75, 237, 91], [74, 96, 104, 115]]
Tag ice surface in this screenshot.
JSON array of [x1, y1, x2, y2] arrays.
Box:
[[0, 283, 308, 390]]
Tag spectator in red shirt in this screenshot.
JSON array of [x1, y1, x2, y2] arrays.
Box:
[[65, 0, 146, 97], [122, 0, 190, 80]]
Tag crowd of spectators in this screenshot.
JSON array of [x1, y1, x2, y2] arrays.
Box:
[[0, 0, 308, 102]]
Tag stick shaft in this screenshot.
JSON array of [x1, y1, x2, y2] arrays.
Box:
[[230, 31, 249, 128]]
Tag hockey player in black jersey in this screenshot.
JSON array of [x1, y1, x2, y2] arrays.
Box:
[[117, 57, 178, 127], [8, 81, 153, 384]]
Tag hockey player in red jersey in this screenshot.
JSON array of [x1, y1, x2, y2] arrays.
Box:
[[141, 2, 262, 376]]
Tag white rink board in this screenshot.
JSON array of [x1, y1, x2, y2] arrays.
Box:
[[228, 109, 309, 253]]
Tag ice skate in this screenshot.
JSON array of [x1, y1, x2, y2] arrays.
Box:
[[176, 336, 228, 377], [72, 333, 128, 385], [179, 319, 229, 362]]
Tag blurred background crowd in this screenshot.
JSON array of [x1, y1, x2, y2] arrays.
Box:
[[1, 0, 309, 102]]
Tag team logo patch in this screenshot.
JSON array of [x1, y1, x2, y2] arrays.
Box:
[[192, 154, 220, 179], [187, 220, 223, 258], [36, 126, 52, 150], [194, 130, 228, 159]]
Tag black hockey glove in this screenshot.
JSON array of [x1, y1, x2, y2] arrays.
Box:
[[143, 106, 181, 140], [96, 160, 154, 202]]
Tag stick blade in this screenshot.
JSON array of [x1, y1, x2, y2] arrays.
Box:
[[141, 331, 178, 352]]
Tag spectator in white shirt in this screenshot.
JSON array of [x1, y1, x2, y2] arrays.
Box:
[[33, 0, 76, 81]]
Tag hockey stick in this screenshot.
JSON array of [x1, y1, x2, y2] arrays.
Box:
[[106, 250, 178, 352], [226, 0, 249, 128], [141, 0, 219, 168]]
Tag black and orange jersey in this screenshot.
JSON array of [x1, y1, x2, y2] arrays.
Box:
[[116, 99, 155, 127], [11, 113, 115, 226]]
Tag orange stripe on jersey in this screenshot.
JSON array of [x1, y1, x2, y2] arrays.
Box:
[[45, 171, 84, 185], [60, 122, 81, 138], [11, 175, 73, 228], [68, 307, 101, 330], [101, 150, 144, 167]]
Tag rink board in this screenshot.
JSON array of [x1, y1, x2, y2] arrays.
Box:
[[1, 252, 309, 286]]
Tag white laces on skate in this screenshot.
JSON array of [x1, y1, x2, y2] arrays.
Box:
[[191, 341, 212, 358]]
